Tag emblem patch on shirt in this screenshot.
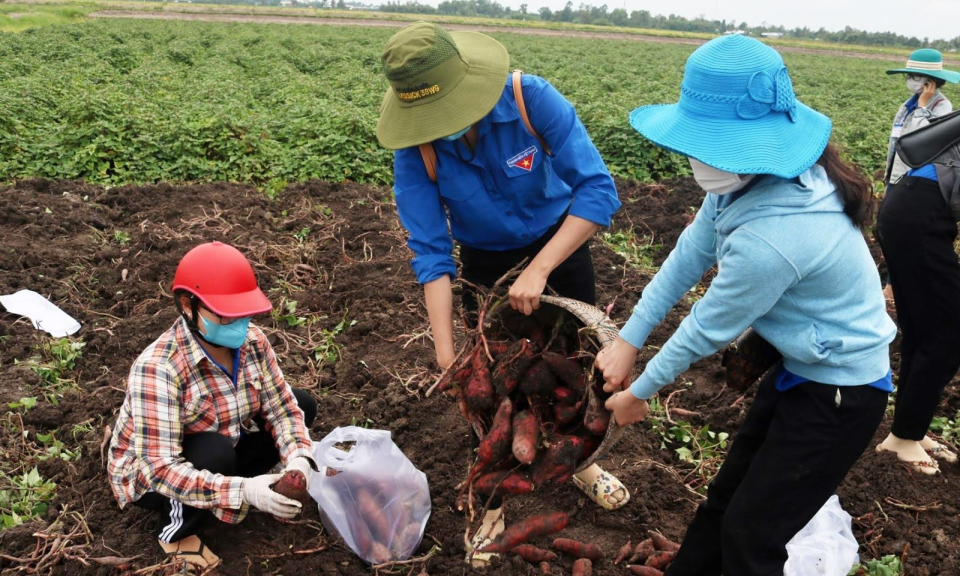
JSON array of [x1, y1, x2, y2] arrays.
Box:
[[506, 146, 538, 172]]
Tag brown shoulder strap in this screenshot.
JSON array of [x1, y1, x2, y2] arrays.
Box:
[[512, 69, 551, 156], [419, 143, 438, 183]]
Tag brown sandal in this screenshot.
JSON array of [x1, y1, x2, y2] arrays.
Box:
[[902, 459, 941, 475], [925, 445, 958, 464], [159, 535, 221, 570]]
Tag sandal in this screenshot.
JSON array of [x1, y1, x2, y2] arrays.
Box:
[[925, 445, 958, 464], [572, 465, 630, 511], [465, 508, 504, 568], [902, 459, 941, 475], [159, 535, 221, 570]]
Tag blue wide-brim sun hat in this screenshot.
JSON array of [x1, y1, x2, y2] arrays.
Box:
[[629, 35, 832, 179]]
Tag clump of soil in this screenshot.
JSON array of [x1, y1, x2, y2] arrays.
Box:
[[0, 177, 957, 575]]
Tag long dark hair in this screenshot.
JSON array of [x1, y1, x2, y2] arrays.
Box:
[[816, 143, 875, 228]]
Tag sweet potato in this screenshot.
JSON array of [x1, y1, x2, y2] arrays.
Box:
[[357, 487, 392, 543], [627, 567, 663, 576], [539, 561, 552, 575], [512, 410, 541, 465], [577, 434, 601, 463], [475, 398, 514, 473], [645, 550, 677, 570], [270, 470, 311, 509], [464, 347, 495, 413], [648, 531, 681, 552], [389, 521, 423, 558], [513, 544, 557, 563], [480, 512, 570, 553], [520, 360, 558, 396], [583, 385, 611, 436], [628, 539, 656, 564], [368, 542, 393, 565], [492, 339, 537, 397], [572, 558, 593, 576], [553, 386, 579, 405], [487, 340, 511, 359], [552, 538, 603, 561], [552, 402, 581, 426], [541, 351, 584, 388], [614, 540, 633, 564], [474, 470, 534, 495], [532, 435, 584, 485]]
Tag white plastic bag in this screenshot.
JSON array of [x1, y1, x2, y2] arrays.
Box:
[[308, 427, 431, 565], [784, 495, 860, 576]]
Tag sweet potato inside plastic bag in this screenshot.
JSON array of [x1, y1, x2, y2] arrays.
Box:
[[308, 427, 431, 565]]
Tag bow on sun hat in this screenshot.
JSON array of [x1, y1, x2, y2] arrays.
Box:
[[886, 48, 960, 84], [376, 22, 510, 150], [629, 34, 832, 179]]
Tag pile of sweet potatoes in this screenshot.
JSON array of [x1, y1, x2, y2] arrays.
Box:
[[440, 312, 613, 502]]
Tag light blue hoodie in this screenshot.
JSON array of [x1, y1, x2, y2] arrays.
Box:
[[620, 165, 897, 400]]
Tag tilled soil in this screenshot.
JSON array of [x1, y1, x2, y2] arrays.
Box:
[[1, 178, 958, 575]]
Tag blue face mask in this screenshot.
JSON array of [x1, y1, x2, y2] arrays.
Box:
[[441, 126, 471, 141], [199, 315, 251, 349]]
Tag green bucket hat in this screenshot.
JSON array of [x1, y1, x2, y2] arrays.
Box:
[[376, 22, 510, 150], [886, 48, 960, 84]]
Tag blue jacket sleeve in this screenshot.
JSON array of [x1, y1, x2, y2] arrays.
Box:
[[393, 148, 457, 284], [629, 229, 800, 399], [524, 77, 621, 227], [619, 195, 719, 350]]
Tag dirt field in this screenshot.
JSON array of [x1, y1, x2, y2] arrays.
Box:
[[1, 178, 959, 575]]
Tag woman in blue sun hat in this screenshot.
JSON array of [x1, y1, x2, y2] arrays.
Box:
[[594, 35, 896, 575], [874, 49, 960, 475]]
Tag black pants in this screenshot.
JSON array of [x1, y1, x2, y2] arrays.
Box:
[[134, 388, 317, 543], [459, 215, 596, 317], [878, 177, 960, 440], [665, 368, 886, 576]]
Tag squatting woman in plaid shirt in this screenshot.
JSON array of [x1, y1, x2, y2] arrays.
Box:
[[107, 242, 318, 570]]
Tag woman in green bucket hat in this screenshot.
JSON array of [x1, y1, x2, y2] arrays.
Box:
[[595, 35, 896, 575], [883, 48, 958, 187], [375, 22, 624, 566]]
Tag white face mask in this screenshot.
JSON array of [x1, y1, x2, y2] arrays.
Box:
[[689, 158, 756, 195], [906, 77, 926, 94]]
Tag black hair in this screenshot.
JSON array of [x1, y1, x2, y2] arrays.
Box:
[[816, 143, 875, 228]]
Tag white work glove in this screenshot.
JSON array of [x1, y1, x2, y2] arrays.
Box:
[[241, 473, 302, 519], [284, 456, 314, 480]]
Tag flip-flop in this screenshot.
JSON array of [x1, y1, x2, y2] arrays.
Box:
[[903, 459, 941, 475], [925, 445, 958, 464], [465, 510, 504, 568], [159, 535, 221, 570], [572, 467, 630, 511]]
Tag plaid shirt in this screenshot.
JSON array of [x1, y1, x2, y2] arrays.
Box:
[[107, 316, 313, 524]]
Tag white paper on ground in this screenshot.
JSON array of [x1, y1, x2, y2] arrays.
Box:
[[0, 290, 81, 337]]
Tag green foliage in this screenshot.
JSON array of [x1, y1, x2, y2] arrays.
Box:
[[7, 396, 38, 412], [601, 229, 662, 273], [645, 395, 730, 493], [0, 468, 57, 529], [29, 339, 85, 396], [273, 299, 307, 327], [848, 555, 902, 576], [929, 410, 960, 447], [35, 431, 82, 462], [0, 4, 93, 33], [112, 229, 131, 245], [0, 20, 916, 186], [314, 315, 357, 366]]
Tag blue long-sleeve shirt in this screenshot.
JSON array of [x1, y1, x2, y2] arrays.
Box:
[[392, 74, 621, 284]]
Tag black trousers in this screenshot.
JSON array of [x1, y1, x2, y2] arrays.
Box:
[[878, 176, 960, 440], [134, 388, 317, 543], [459, 215, 596, 317], [665, 368, 886, 576]]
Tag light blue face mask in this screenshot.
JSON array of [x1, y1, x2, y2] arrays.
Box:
[[441, 126, 471, 141], [200, 315, 251, 349]]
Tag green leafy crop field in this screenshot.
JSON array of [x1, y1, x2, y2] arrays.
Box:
[[0, 19, 917, 187]]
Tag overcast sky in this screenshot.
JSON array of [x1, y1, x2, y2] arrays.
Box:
[[455, 0, 960, 42]]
